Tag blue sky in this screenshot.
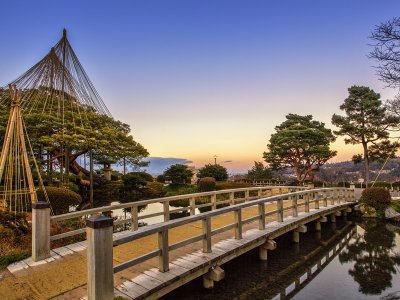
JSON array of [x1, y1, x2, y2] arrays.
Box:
[[1, 1, 399, 173]]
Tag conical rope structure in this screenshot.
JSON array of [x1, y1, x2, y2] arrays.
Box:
[[0, 29, 112, 213], [0, 85, 49, 213]]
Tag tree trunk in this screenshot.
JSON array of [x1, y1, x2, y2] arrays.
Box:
[[362, 142, 370, 185]]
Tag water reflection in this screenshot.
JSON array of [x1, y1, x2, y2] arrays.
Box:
[[161, 219, 400, 300], [339, 220, 400, 295]]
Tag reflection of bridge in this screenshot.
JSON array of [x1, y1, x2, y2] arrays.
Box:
[[269, 223, 356, 300], [6, 187, 356, 300]]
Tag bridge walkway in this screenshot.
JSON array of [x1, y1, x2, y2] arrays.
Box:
[[1, 189, 354, 300]]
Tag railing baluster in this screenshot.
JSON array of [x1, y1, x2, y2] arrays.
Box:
[[245, 190, 249, 202], [202, 217, 211, 253], [323, 191, 328, 207], [330, 190, 335, 205], [305, 192, 310, 212], [163, 201, 170, 222], [277, 199, 283, 222], [131, 205, 138, 231], [229, 192, 235, 205], [315, 192, 319, 209], [211, 194, 217, 210], [258, 203, 265, 229], [234, 209, 242, 239], [158, 229, 169, 272], [257, 188, 262, 199], [190, 197, 196, 215], [292, 195, 298, 217]]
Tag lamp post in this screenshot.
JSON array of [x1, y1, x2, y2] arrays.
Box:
[[214, 155, 217, 165]]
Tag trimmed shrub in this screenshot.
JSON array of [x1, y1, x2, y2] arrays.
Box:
[[367, 181, 391, 189], [0, 211, 29, 236], [37, 186, 82, 215], [361, 187, 391, 213], [215, 181, 251, 190], [142, 182, 167, 199], [198, 177, 216, 192], [156, 175, 166, 183]]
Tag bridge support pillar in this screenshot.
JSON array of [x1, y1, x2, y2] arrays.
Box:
[[293, 225, 307, 243], [259, 239, 276, 261], [203, 266, 225, 289], [330, 214, 336, 223], [315, 216, 327, 232], [86, 216, 114, 300], [32, 202, 51, 262]]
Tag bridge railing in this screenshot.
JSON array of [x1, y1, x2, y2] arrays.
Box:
[[49, 186, 306, 242], [85, 187, 355, 298], [30, 186, 307, 262]]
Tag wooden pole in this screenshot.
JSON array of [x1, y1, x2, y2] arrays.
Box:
[[90, 148, 94, 207]]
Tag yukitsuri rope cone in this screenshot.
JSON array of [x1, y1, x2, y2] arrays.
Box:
[[0, 85, 48, 213], [0, 30, 112, 207]]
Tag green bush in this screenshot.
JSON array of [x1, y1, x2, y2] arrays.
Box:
[[0, 253, 30, 269], [142, 182, 166, 199], [0, 211, 29, 236], [198, 177, 216, 192], [215, 181, 251, 190], [37, 186, 82, 215], [361, 187, 391, 213], [389, 200, 400, 213], [156, 175, 166, 183], [367, 181, 391, 188], [198, 164, 228, 181], [122, 172, 147, 192]]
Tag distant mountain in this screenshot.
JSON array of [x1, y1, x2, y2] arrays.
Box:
[[142, 157, 193, 175]]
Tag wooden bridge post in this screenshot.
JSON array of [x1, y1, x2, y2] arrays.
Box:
[[211, 194, 217, 210], [234, 209, 242, 239], [330, 190, 335, 205], [257, 188, 262, 199], [190, 197, 196, 215], [229, 192, 235, 205], [32, 202, 51, 262], [259, 239, 276, 261], [245, 190, 249, 202], [314, 192, 320, 209], [202, 217, 211, 253], [158, 229, 169, 272], [292, 195, 298, 217], [315, 216, 327, 231], [323, 191, 328, 207], [305, 193, 310, 212], [86, 216, 114, 300], [293, 225, 307, 243], [131, 205, 138, 231], [277, 199, 284, 222], [258, 203, 265, 230], [163, 201, 170, 222]]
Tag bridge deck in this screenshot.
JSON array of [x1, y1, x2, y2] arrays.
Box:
[[114, 202, 353, 300], [1, 194, 354, 300]]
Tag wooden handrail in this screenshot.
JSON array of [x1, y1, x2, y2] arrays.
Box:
[[111, 188, 355, 273], [50, 186, 307, 240]]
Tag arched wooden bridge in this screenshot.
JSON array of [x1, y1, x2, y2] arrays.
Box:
[[6, 186, 356, 300]]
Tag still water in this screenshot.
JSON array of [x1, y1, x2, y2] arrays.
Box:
[[162, 219, 400, 300]]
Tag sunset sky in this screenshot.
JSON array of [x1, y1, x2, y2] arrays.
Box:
[[0, 1, 399, 173]]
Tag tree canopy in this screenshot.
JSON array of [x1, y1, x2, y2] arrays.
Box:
[[163, 164, 193, 184], [263, 114, 336, 184], [331, 86, 399, 183], [369, 17, 400, 88], [0, 91, 149, 184], [197, 164, 228, 181], [246, 162, 272, 180]]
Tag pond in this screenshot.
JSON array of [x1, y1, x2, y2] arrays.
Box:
[[161, 218, 400, 300]]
